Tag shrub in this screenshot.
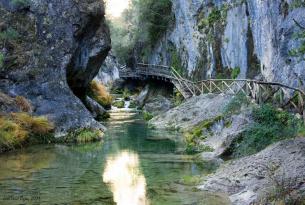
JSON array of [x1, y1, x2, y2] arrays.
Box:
[[0, 52, 4, 68], [140, 0, 173, 44], [0, 27, 19, 42], [224, 93, 250, 116], [122, 88, 131, 100], [184, 116, 222, 154], [173, 89, 184, 107], [112, 100, 125, 108], [11, 0, 30, 8], [231, 67, 241, 79], [89, 81, 113, 109], [10, 112, 54, 135], [76, 129, 102, 143], [0, 117, 28, 150], [290, 0, 305, 9], [143, 111, 153, 121], [231, 104, 303, 157], [128, 101, 137, 108], [208, 8, 222, 26], [0, 113, 54, 152]]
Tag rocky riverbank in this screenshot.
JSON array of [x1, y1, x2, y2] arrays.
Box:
[[148, 93, 305, 204], [0, 0, 111, 138]]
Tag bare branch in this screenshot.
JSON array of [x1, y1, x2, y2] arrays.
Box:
[[293, 18, 305, 30]]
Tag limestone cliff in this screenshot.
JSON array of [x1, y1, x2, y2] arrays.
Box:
[[0, 0, 111, 136], [148, 0, 305, 88]]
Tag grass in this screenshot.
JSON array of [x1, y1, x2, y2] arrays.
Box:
[[230, 104, 304, 158], [183, 116, 221, 154], [89, 81, 113, 109], [143, 111, 154, 121], [76, 129, 103, 143], [15, 96, 32, 112], [0, 113, 54, 152], [112, 100, 125, 108]]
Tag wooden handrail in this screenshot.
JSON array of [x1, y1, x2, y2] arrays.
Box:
[[119, 63, 305, 120]]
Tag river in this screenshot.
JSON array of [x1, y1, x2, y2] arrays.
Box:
[[0, 110, 230, 205]]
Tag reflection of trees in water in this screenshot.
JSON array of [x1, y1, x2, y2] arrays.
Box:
[[0, 147, 56, 180]]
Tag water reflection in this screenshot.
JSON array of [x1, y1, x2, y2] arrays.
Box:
[[103, 150, 149, 205]]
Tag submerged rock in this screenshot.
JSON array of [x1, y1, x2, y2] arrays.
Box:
[[199, 138, 305, 205], [0, 0, 111, 136]]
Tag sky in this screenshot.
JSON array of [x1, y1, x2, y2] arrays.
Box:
[[105, 0, 131, 18]]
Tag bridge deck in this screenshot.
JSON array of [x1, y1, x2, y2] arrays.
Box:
[[119, 63, 305, 121]]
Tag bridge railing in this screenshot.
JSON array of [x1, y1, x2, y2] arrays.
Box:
[[118, 64, 305, 119], [195, 79, 305, 118]]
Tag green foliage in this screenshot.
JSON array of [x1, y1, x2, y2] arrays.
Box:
[[173, 88, 184, 107], [169, 46, 185, 76], [184, 116, 222, 154], [224, 93, 250, 116], [185, 143, 214, 155], [290, 0, 305, 9], [143, 111, 154, 121], [141, 0, 173, 43], [181, 175, 202, 185], [128, 101, 137, 108], [11, 0, 30, 7], [112, 100, 125, 108], [208, 8, 222, 26], [289, 30, 305, 61], [0, 27, 19, 42], [76, 129, 102, 143], [0, 52, 4, 68], [107, 0, 173, 63], [231, 104, 304, 157], [123, 88, 131, 100], [231, 67, 240, 79]]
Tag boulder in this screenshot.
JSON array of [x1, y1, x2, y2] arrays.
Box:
[[150, 94, 233, 130], [0, 0, 111, 136], [199, 138, 305, 205]]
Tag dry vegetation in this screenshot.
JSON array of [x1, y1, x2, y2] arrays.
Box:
[[89, 80, 113, 109], [0, 112, 54, 152]]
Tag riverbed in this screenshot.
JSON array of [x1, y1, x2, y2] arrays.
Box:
[[0, 110, 230, 205]]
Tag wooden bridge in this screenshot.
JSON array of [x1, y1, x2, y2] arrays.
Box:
[[119, 63, 305, 120]]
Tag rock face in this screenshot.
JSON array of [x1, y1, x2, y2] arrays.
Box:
[[201, 109, 253, 159], [150, 94, 233, 130], [143, 95, 173, 116], [148, 0, 305, 88], [199, 138, 305, 205], [95, 53, 120, 86], [0, 0, 111, 136]]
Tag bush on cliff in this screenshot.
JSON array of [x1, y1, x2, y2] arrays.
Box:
[[231, 104, 304, 157], [89, 80, 113, 109], [0, 113, 54, 152]]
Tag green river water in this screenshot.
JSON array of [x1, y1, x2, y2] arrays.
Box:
[[0, 110, 230, 205]]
